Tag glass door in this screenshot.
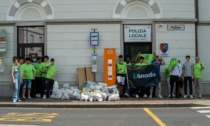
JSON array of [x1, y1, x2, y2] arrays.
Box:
[[17, 26, 44, 63]]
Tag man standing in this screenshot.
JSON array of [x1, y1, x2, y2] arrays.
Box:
[[40, 55, 49, 98], [135, 56, 148, 98], [168, 58, 182, 98], [193, 57, 205, 98], [43, 58, 58, 99], [21, 58, 36, 100], [34, 57, 43, 98], [183, 55, 194, 98], [149, 55, 165, 99], [116, 55, 127, 97]]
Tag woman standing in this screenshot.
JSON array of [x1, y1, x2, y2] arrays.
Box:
[[11, 58, 22, 102]]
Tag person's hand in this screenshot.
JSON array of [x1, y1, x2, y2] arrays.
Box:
[[13, 79, 15, 84]]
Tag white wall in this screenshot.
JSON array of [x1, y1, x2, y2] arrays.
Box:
[[155, 23, 195, 78], [198, 0, 210, 21], [158, 0, 195, 19], [0, 26, 14, 97], [198, 26, 210, 81], [0, 0, 196, 21], [47, 23, 121, 85]]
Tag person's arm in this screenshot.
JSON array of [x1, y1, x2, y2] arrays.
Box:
[[135, 52, 141, 62], [160, 56, 166, 65], [11, 66, 15, 84], [200, 63, 205, 70], [33, 66, 36, 80], [178, 64, 183, 78]]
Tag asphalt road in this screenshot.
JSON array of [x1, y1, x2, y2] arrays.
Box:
[[0, 107, 210, 126]]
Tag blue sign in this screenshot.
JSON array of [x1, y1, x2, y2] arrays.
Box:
[[90, 32, 99, 46]]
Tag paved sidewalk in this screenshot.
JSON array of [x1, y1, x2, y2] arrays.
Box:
[[0, 96, 210, 108]]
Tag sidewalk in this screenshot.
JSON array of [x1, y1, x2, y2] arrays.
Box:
[[0, 96, 210, 108]]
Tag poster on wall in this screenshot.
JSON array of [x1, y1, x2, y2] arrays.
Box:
[[124, 25, 152, 42], [160, 43, 168, 56]]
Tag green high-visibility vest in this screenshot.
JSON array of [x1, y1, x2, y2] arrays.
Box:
[[116, 61, 127, 74]]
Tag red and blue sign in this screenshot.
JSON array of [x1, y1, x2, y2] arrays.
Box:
[[160, 43, 168, 56]]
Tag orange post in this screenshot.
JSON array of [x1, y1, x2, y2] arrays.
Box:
[[104, 48, 116, 86]]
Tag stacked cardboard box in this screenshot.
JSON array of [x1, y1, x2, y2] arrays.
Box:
[[77, 67, 94, 90]]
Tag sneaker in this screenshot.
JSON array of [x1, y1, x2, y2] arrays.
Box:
[[12, 100, 16, 103], [172, 94, 176, 97], [17, 99, 22, 102], [168, 94, 171, 98], [143, 94, 148, 98], [135, 94, 139, 98], [149, 95, 152, 99], [190, 95, 193, 99], [183, 95, 187, 98], [124, 93, 130, 97], [22, 96, 26, 100], [36, 94, 40, 98], [28, 97, 31, 100], [43, 95, 46, 99], [158, 94, 163, 99]]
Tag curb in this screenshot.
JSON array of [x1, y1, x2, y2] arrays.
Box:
[[0, 103, 207, 108]]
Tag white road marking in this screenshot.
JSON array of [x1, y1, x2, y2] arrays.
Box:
[[191, 107, 210, 109], [198, 110, 210, 113]]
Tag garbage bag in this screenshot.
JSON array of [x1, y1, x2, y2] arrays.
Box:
[[61, 92, 70, 100], [63, 83, 70, 89]]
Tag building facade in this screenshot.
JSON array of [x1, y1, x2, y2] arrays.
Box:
[[0, 0, 208, 97]]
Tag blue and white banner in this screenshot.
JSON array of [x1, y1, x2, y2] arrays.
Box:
[[127, 65, 160, 88]]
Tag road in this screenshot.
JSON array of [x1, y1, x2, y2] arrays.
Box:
[[0, 107, 210, 126]]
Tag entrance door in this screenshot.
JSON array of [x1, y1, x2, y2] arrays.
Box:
[[17, 26, 44, 63], [124, 43, 152, 62]]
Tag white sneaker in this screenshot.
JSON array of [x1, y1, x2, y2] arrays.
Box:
[[168, 94, 171, 98], [43, 95, 46, 99], [149, 95, 152, 99], [124, 93, 130, 97], [36, 94, 41, 98], [190, 95, 193, 99], [12, 100, 16, 103], [143, 94, 148, 98], [135, 94, 139, 98], [17, 100, 22, 102], [28, 96, 31, 100], [158, 94, 163, 99], [184, 95, 187, 98]]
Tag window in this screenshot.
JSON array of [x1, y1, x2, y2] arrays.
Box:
[[39, 36, 42, 43], [29, 35, 34, 43]]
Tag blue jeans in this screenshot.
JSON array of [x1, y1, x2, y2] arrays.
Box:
[[23, 80, 32, 89], [13, 76, 21, 101]]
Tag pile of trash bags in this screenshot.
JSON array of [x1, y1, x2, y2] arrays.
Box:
[[51, 81, 120, 102]]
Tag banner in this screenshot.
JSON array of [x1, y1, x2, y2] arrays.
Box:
[[127, 65, 160, 88], [124, 25, 152, 42]]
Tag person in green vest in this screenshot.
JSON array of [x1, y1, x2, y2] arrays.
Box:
[[126, 56, 132, 66], [134, 56, 148, 98], [43, 58, 58, 99], [116, 55, 127, 97], [21, 57, 36, 100], [135, 52, 154, 64], [40, 55, 49, 97], [193, 56, 205, 98], [34, 57, 43, 98]]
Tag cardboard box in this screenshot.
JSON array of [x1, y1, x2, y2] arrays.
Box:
[[77, 68, 86, 90], [85, 67, 94, 81]]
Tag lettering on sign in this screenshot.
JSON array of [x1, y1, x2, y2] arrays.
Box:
[[167, 24, 185, 31], [124, 25, 152, 42]]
